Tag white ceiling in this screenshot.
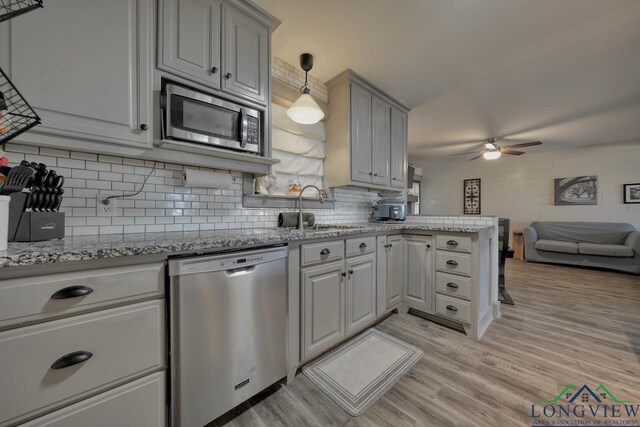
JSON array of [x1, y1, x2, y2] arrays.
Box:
[[253, 0, 640, 164]]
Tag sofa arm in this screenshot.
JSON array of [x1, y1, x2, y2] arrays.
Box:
[[625, 231, 640, 255], [522, 227, 539, 260]]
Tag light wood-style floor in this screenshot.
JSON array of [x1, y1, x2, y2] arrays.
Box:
[[214, 260, 640, 426]]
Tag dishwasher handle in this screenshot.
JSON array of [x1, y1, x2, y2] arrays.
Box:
[[225, 266, 256, 276]]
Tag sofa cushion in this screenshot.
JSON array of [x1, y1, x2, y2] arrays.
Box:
[[530, 221, 635, 245], [535, 239, 579, 254], [578, 242, 634, 258]]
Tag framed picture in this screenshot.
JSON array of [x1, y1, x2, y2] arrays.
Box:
[[554, 176, 598, 206], [624, 183, 640, 204], [463, 178, 481, 215]]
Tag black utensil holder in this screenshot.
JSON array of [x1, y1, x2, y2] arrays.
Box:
[[8, 193, 64, 242]]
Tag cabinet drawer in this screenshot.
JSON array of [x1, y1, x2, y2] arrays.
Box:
[[20, 372, 166, 427], [436, 251, 471, 276], [345, 236, 376, 257], [0, 300, 165, 426], [301, 240, 345, 266], [436, 235, 472, 253], [436, 272, 471, 301], [436, 294, 471, 324], [0, 263, 164, 330]]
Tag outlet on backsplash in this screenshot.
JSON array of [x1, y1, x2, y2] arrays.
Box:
[[97, 195, 117, 217]]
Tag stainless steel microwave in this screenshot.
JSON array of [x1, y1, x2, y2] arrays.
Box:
[[161, 81, 261, 154]]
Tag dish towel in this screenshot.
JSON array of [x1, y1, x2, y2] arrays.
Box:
[[279, 212, 315, 228]]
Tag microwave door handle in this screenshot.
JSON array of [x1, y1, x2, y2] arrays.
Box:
[[240, 108, 249, 148]]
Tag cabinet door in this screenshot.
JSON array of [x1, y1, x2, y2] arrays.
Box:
[[350, 83, 373, 183], [376, 236, 388, 318], [386, 235, 404, 308], [404, 236, 434, 313], [390, 107, 408, 188], [302, 261, 345, 358], [371, 96, 391, 186], [6, 0, 152, 148], [346, 254, 376, 334], [222, 3, 268, 104], [160, 0, 221, 90]]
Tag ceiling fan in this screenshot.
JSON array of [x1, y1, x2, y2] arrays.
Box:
[[451, 138, 542, 160]]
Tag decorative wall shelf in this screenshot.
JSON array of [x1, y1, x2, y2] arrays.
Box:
[[0, 67, 41, 145], [0, 0, 43, 23]]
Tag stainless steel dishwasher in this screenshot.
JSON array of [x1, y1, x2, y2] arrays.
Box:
[[168, 245, 288, 427]]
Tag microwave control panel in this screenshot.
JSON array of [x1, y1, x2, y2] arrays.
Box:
[[246, 117, 259, 146]]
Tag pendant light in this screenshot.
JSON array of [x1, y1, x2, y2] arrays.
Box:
[[287, 53, 325, 125]]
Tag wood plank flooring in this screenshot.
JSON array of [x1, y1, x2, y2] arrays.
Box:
[[212, 260, 640, 426]]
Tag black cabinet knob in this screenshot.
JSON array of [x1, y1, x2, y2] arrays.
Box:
[[373, 173, 378, 177], [359, 243, 367, 249], [225, 72, 233, 79], [341, 272, 347, 277], [368, 172, 373, 176], [348, 270, 354, 275], [211, 67, 218, 73], [140, 124, 148, 131], [320, 248, 331, 255], [426, 244, 431, 249]]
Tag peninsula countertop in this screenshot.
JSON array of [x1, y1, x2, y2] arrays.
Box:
[[0, 223, 494, 269]]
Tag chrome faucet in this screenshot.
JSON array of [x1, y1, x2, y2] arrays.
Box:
[[298, 185, 326, 229]]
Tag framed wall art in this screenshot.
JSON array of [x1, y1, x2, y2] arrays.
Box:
[[554, 176, 598, 206], [463, 178, 481, 215], [624, 183, 640, 204]]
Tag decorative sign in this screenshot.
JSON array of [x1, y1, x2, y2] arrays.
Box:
[[463, 178, 481, 215]]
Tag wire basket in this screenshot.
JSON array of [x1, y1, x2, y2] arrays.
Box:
[[0, 67, 41, 145], [0, 0, 43, 23]]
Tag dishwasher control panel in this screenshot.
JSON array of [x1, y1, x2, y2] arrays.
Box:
[[220, 255, 264, 268]]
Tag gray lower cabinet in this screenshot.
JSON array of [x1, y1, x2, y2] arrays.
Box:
[[159, 0, 222, 90], [302, 261, 345, 358], [350, 83, 373, 183], [385, 235, 404, 309], [1, 0, 153, 149], [403, 235, 434, 313], [345, 253, 376, 334], [221, 2, 269, 104]]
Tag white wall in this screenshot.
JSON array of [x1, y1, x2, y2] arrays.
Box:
[[418, 141, 640, 232]]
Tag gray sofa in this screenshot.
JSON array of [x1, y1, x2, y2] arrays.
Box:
[[523, 221, 640, 274]]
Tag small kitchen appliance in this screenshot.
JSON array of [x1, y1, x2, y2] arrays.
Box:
[[160, 80, 261, 154], [373, 199, 407, 221]]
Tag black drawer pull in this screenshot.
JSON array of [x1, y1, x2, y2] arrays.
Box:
[[51, 351, 93, 370], [446, 282, 459, 289], [446, 260, 458, 266], [359, 243, 367, 249], [320, 248, 331, 255], [446, 240, 459, 246], [51, 285, 94, 300], [446, 305, 458, 312]]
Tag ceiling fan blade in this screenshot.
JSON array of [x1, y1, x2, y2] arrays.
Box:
[[502, 149, 525, 155], [501, 141, 542, 149], [450, 151, 483, 156], [469, 154, 483, 161]]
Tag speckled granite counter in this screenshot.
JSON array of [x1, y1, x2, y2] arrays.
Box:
[[0, 223, 493, 269]]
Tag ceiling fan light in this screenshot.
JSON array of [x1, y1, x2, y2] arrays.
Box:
[[483, 150, 502, 160], [484, 143, 495, 149], [287, 93, 325, 124]]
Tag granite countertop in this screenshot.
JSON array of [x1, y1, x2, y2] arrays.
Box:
[[0, 223, 493, 269]]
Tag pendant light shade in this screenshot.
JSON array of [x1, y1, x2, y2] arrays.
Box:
[[483, 150, 502, 160], [287, 53, 324, 125], [287, 93, 324, 124]]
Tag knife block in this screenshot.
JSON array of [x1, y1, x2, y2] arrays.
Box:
[[8, 194, 65, 242]]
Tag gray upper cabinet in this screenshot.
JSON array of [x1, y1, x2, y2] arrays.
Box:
[[345, 254, 376, 334], [371, 96, 391, 186], [325, 70, 409, 191], [159, 0, 222, 90], [1, 0, 153, 149], [221, 3, 269, 104], [390, 107, 408, 189], [350, 84, 373, 184], [403, 235, 434, 314]]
